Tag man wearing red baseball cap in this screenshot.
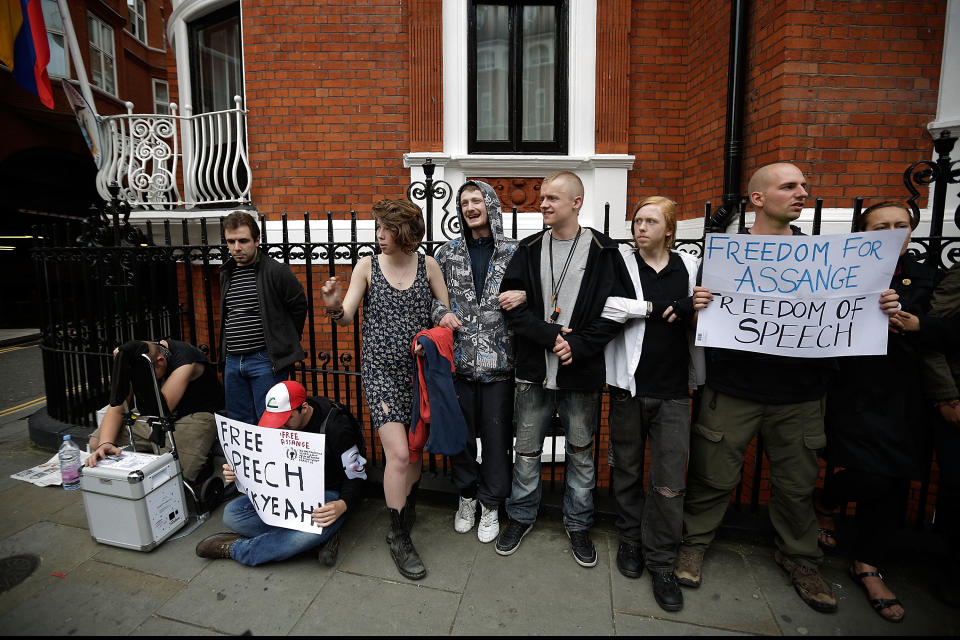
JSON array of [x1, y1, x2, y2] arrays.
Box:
[[195, 381, 367, 566]]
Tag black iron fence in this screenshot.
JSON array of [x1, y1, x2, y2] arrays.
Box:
[[31, 135, 960, 526]]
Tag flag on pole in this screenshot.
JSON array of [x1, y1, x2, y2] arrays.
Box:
[[0, 0, 54, 108]]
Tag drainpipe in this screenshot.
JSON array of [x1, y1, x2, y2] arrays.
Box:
[[707, 0, 750, 233]]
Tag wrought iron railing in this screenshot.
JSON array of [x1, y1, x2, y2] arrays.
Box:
[[96, 95, 252, 209]]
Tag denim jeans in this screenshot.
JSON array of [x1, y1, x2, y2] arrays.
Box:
[[609, 389, 690, 571], [450, 378, 514, 508], [223, 490, 344, 566], [224, 349, 289, 425], [505, 382, 599, 531]]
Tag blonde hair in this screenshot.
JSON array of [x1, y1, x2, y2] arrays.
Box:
[[632, 196, 678, 249]]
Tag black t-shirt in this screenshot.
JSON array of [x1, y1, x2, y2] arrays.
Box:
[[634, 252, 690, 399], [295, 396, 367, 511], [162, 339, 222, 417]]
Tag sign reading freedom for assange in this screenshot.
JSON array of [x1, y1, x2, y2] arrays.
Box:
[[215, 414, 325, 534], [695, 228, 908, 357]]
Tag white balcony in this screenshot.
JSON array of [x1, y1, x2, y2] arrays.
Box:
[[96, 95, 252, 210]]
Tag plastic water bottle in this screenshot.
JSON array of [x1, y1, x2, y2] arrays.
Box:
[[59, 435, 81, 491]]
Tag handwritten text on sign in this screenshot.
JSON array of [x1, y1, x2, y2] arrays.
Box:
[[695, 229, 907, 357], [215, 414, 325, 534]]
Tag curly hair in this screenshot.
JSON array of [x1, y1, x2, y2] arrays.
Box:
[[372, 198, 425, 253]]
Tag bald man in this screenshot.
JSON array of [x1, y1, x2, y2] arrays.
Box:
[[676, 163, 901, 613], [493, 171, 635, 568]]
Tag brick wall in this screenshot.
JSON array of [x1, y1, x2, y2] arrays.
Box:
[[241, 0, 414, 219]]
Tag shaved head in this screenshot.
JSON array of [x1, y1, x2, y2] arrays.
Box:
[[543, 171, 584, 201], [747, 162, 801, 197]]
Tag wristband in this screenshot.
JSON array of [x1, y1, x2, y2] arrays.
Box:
[[96, 441, 116, 450], [327, 306, 344, 320]]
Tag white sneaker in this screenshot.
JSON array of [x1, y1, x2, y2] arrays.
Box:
[[477, 503, 500, 543], [454, 496, 477, 533]]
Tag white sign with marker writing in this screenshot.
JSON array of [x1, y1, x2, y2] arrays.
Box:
[[215, 414, 325, 534], [695, 229, 907, 357]]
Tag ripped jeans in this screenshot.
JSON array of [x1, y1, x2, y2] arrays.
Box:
[[505, 383, 600, 531], [609, 389, 690, 571]]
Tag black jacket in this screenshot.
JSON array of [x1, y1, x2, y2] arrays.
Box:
[[219, 251, 307, 372], [499, 228, 635, 391]]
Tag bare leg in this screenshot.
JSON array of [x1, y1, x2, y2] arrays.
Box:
[[379, 422, 412, 509]]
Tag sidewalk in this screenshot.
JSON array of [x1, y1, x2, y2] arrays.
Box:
[[1, 416, 958, 635]]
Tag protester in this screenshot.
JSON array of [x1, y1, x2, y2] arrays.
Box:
[[602, 196, 703, 611], [194, 381, 366, 566], [320, 198, 453, 580], [432, 180, 518, 543], [86, 339, 220, 485], [920, 261, 960, 609], [494, 171, 635, 567], [220, 211, 307, 425], [679, 163, 901, 613], [814, 201, 943, 622]]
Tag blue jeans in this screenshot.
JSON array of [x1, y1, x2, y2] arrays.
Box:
[[223, 490, 344, 566], [224, 349, 288, 425], [505, 382, 600, 531]]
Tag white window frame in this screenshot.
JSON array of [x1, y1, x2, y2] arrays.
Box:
[[88, 13, 117, 96], [153, 79, 170, 114], [128, 0, 147, 44], [42, 0, 70, 78]]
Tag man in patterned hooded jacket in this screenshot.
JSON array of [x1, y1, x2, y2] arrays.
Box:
[[433, 179, 519, 544]]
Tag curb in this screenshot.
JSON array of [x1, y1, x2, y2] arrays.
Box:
[[0, 333, 41, 349]]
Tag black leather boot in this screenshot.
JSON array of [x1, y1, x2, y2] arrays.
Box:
[[386, 483, 419, 543], [388, 508, 426, 580]]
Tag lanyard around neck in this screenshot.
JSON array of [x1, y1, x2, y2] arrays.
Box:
[[548, 227, 582, 322]]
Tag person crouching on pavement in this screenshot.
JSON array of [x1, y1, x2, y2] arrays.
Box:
[[602, 196, 703, 612], [195, 381, 367, 566]]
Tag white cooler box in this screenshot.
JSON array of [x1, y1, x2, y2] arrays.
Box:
[[80, 451, 187, 551]]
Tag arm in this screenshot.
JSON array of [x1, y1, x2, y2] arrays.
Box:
[[499, 245, 563, 347], [426, 256, 462, 330], [159, 362, 205, 412], [84, 399, 129, 467], [321, 257, 371, 326]]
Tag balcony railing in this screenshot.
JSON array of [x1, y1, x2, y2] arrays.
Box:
[[96, 95, 252, 210]]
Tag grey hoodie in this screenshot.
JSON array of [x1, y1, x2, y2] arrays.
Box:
[[432, 180, 518, 382]]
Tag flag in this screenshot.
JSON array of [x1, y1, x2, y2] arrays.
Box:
[[0, 0, 54, 108]]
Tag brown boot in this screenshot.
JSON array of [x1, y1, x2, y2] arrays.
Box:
[[775, 550, 837, 612], [195, 532, 241, 559], [675, 548, 703, 588]]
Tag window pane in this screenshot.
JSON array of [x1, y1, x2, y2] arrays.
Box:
[[196, 15, 242, 112], [101, 24, 113, 55], [522, 6, 555, 142], [88, 16, 98, 47], [475, 4, 509, 142], [104, 55, 115, 94], [42, 0, 63, 30], [47, 33, 67, 76]]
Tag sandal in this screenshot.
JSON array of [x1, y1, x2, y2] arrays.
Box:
[[848, 564, 905, 623]]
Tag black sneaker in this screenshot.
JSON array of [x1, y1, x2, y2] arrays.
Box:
[[652, 570, 684, 612], [495, 519, 533, 556], [566, 529, 598, 568], [617, 541, 643, 578]]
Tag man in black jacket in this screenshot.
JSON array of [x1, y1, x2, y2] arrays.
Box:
[[220, 211, 307, 426], [494, 171, 635, 567]]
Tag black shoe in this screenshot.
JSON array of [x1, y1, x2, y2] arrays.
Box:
[[495, 519, 533, 556], [652, 570, 684, 612], [388, 508, 426, 580], [386, 487, 418, 544], [617, 541, 643, 578], [566, 529, 598, 568], [319, 530, 341, 567]]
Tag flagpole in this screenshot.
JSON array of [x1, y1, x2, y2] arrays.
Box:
[[56, 0, 97, 114]]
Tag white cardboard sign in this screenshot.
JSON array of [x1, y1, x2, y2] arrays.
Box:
[[695, 229, 907, 357], [215, 414, 325, 534]]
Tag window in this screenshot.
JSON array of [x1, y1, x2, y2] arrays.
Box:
[[153, 79, 169, 114], [42, 0, 69, 77], [88, 14, 116, 95], [189, 3, 243, 113], [128, 0, 147, 44], [468, 1, 567, 154]]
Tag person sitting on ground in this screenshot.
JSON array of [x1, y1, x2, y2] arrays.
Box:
[[85, 339, 221, 485], [195, 380, 367, 566], [817, 200, 944, 623]]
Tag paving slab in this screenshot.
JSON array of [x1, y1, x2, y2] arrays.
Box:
[[610, 539, 780, 636], [0, 558, 183, 635], [338, 500, 481, 593], [157, 551, 333, 635], [0, 482, 83, 539], [132, 614, 227, 635], [0, 520, 102, 616], [291, 571, 462, 635], [613, 611, 759, 635], [451, 520, 615, 635]]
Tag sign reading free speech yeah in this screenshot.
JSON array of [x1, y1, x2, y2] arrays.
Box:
[[215, 414, 326, 534], [695, 229, 907, 357]]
